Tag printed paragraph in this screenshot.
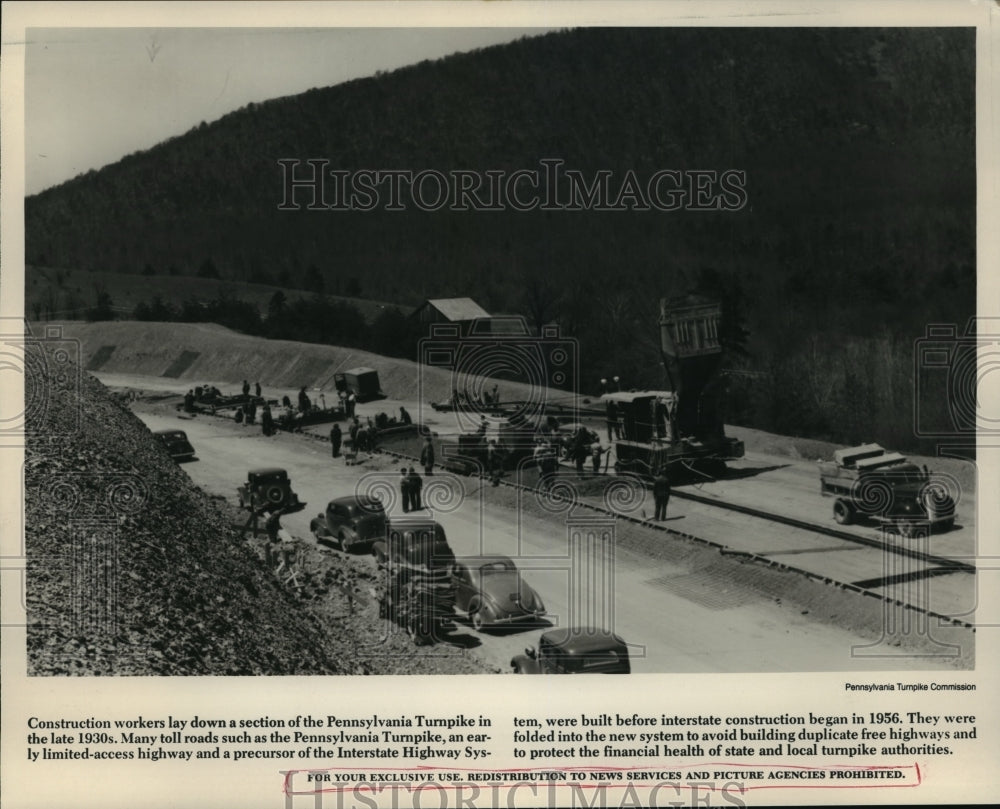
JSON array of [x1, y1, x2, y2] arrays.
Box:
[[25, 712, 493, 763], [511, 710, 978, 761]]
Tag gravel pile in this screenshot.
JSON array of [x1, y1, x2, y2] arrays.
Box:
[[25, 346, 495, 675]]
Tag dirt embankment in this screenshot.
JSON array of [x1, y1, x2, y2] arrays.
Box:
[[25, 345, 495, 675], [51, 321, 578, 408]]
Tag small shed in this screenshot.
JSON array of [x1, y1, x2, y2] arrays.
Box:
[[411, 297, 504, 336], [334, 367, 384, 402]]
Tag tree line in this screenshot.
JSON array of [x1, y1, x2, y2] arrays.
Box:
[[132, 292, 422, 361]]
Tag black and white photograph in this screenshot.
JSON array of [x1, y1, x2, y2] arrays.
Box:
[[2, 2, 996, 808]]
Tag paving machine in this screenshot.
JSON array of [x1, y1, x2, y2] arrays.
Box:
[[606, 295, 744, 479]]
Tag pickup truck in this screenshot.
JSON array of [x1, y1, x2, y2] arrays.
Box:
[[818, 444, 954, 534]]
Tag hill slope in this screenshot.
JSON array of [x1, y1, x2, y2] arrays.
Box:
[[26, 27, 974, 333], [25, 27, 975, 453]]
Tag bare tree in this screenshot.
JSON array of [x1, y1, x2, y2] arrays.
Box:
[[519, 264, 562, 335]]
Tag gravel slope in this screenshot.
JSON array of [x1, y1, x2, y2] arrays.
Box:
[[25, 344, 494, 675]]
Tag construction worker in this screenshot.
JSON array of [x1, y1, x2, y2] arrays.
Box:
[[488, 440, 505, 486], [330, 423, 342, 457], [254, 381, 262, 398], [400, 467, 411, 513], [261, 403, 274, 436], [420, 435, 435, 476], [653, 467, 672, 520], [591, 441, 608, 475], [606, 399, 619, 441], [242, 379, 250, 397], [573, 426, 590, 478], [407, 467, 423, 510], [399, 406, 413, 425]]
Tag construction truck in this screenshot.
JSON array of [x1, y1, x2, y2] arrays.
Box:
[[605, 295, 744, 480], [372, 517, 456, 645], [818, 444, 955, 535]]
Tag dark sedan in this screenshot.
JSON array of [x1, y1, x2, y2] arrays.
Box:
[[511, 627, 631, 674], [310, 495, 387, 550], [153, 428, 196, 462], [451, 555, 545, 631]]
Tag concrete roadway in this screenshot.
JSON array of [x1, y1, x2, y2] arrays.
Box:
[[135, 406, 967, 674]]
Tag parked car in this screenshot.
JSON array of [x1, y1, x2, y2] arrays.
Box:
[[373, 517, 455, 569], [511, 627, 630, 674], [311, 495, 387, 550], [373, 516, 456, 644], [237, 468, 305, 514], [452, 555, 545, 631], [153, 428, 196, 462]]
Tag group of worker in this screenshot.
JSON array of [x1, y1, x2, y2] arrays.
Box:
[[231, 397, 279, 436], [348, 416, 379, 453], [450, 384, 500, 409], [398, 466, 425, 512], [605, 396, 677, 443]]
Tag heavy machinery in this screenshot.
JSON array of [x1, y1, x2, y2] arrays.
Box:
[[818, 444, 955, 534], [605, 295, 744, 479], [372, 517, 456, 645], [334, 367, 385, 403]]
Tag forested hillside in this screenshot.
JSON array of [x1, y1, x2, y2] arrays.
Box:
[[25, 27, 975, 452]]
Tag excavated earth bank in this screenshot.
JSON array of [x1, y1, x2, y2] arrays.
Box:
[[25, 344, 496, 675]]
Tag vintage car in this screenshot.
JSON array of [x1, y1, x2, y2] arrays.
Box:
[[511, 627, 630, 674], [237, 468, 305, 514], [373, 517, 456, 643], [310, 495, 387, 550], [451, 555, 545, 631], [819, 444, 955, 534], [153, 428, 196, 462]]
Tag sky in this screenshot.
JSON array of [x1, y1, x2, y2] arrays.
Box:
[[23, 27, 554, 195]]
